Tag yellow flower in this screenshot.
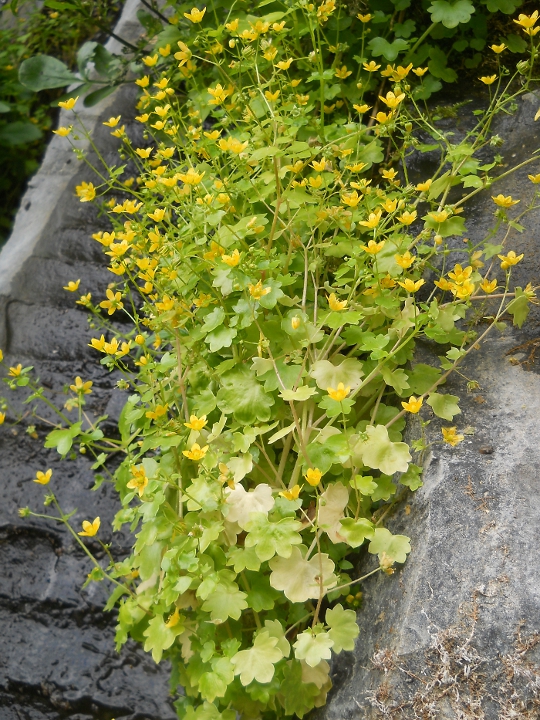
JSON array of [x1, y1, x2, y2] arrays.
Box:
[[479, 75, 497, 86], [58, 96, 79, 110], [305, 468, 323, 486], [357, 13, 372, 22], [498, 250, 524, 270], [328, 293, 347, 311], [99, 289, 124, 315], [353, 103, 371, 114], [53, 126, 72, 137], [159, 44, 171, 57], [276, 58, 293, 70], [359, 210, 382, 229], [490, 43, 507, 53], [178, 168, 205, 185], [78, 517, 101, 537], [126, 465, 148, 497], [361, 239, 385, 254], [70, 377, 93, 395], [513, 11, 539, 29], [225, 18, 239, 32], [148, 208, 166, 222], [416, 179, 432, 192], [218, 137, 248, 154], [9, 364, 22, 377], [397, 210, 417, 225], [175, 41, 192, 66], [291, 316, 301, 330], [492, 194, 519, 208], [340, 190, 360, 207], [182, 443, 209, 461], [184, 414, 207, 431], [327, 383, 350, 402], [375, 111, 393, 124], [442, 427, 464, 447], [249, 280, 271, 299], [363, 60, 381, 72], [279, 484, 302, 500], [63, 279, 80, 292], [381, 198, 397, 213], [398, 278, 425, 293], [0, 412, 5, 425], [335, 65, 352, 79], [309, 175, 323, 189], [184, 7, 206, 22], [208, 83, 231, 105], [346, 162, 367, 173], [448, 264, 473, 283], [296, 94, 310, 106], [265, 89, 280, 102], [528, 173, 540, 183], [75, 182, 96, 202], [434, 278, 453, 292], [135, 76, 149, 87], [429, 210, 449, 223], [311, 158, 326, 172], [395, 251, 414, 269], [103, 116, 121, 127], [34, 469, 52, 485], [142, 54, 158, 67], [401, 396, 423, 414], [379, 91, 405, 109], [480, 278, 497, 293], [263, 47, 278, 61], [222, 249, 240, 267], [146, 404, 169, 420], [273, 20, 286, 31], [412, 67, 428, 76]]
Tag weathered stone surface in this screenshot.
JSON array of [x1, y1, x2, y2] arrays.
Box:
[[0, 2, 177, 718], [317, 93, 540, 718]]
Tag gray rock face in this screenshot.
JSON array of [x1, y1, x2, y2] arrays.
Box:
[[317, 94, 540, 718], [0, 2, 177, 718]]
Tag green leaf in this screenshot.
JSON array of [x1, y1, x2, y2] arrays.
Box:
[[217, 366, 274, 425], [201, 582, 248, 622], [325, 604, 359, 652], [485, 0, 521, 12], [0, 121, 42, 147], [19, 55, 78, 91], [338, 517, 374, 548], [83, 85, 117, 107], [461, 174, 483, 189], [428, 0, 475, 28], [371, 475, 397, 502], [353, 425, 411, 475], [225, 483, 275, 529], [143, 614, 183, 663], [407, 364, 442, 394], [424, 214, 466, 237], [427, 393, 461, 421], [368, 528, 411, 563], [367, 37, 409, 61], [269, 546, 337, 602], [44, 422, 81, 456], [280, 661, 321, 718], [310, 357, 364, 391], [231, 631, 284, 685], [279, 385, 318, 401], [381, 366, 410, 395], [246, 575, 281, 612], [199, 657, 235, 702], [350, 474, 378, 495], [506, 287, 530, 328], [317, 482, 349, 543], [205, 326, 238, 352], [184, 701, 235, 720], [318, 395, 354, 418], [245, 514, 303, 561], [400, 463, 424, 490], [293, 631, 334, 667], [356, 139, 384, 167], [226, 546, 261, 573]]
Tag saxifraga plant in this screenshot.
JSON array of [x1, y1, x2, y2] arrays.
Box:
[[3, 3, 540, 719]]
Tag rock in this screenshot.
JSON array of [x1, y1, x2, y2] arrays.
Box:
[[317, 93, 540, 718], [0, 2, 177, 718]]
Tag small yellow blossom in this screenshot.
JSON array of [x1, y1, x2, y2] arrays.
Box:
[[273, 20, 286, 31], [363, 60, 381, 72], [135, 76, 149, 87], [291, 316, 301, 330], [75, 182, 96, 202], [434, 278, 453, 292], [208, 83, 231, 105], [9, 364, 22, 377], [353, 103, 371, 114], [146, 404, 169, 420], [309, 175, 323, 189], [480, 278, 497, 293], [63, 279, 80, 292], [265, 89, 280, 102], [327, 383, 350, 402], [99, 289, 124, 315], [249, 280, 271, 299], [382, 198, 397, 213], [184, 7, 206, 22], [296, 94, 310, 106], [335, 65, 352, 79], [398, 278, 425, 293], [159, 44, 171, 57], [225, 19, 239, 32], [328, 293, 347, 311], [127, 465, 148, 497], [346, 162, 367, 172], [492, 194, 520, 208], [361, 239, 385, 254], [375, 111, 394, 124], [513, 11, 539, 30], [263, 47, 278, 61], [103, 116, 121, 127], [395, 251, 414, 269], [379, 91, 405, 109], [182, 443, 209, 461], [412, 67, 428, 76], [58, 96, 79, 110], [70, 377, 93, 395], [280, 484, 302, 500], [222, 249, 240, 267], [78, 517, 101, 537], [479, 75, 497, 85], [34, 469, 52, 485], [276, 58, 293, 70], [359, 210, 382, 229], [401, 396, 423, 414], [398, 210, 417, 225], [0, 412, 5, 425], [528, 173, 540, 183], [148, 208, 166, 222], [429, 210, 449, 223], [184, 414, 207, 431], [498, 251, 524, 270], [490, 43, 507, 53], [416, 179, 432, 192], [305, 468, 323, 486], [178, 168, 205, 185], [357, 13, 372, 22], [53, 126, 72, 137], [442, 427, 464, 447], [218, 137, 248, 154], [311, 158, 326, 172]]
